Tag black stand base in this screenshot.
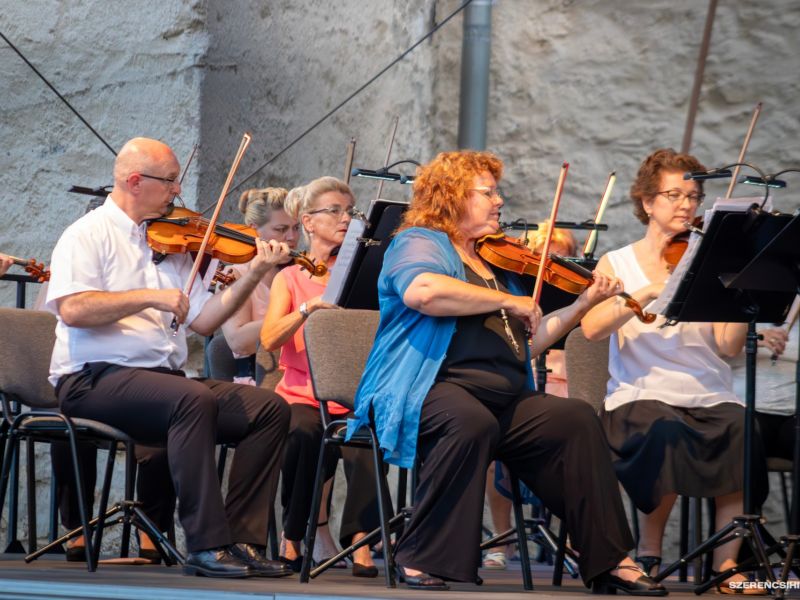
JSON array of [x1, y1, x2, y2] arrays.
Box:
[[653, 515, 774, 594], [26, 500, 183, 567]]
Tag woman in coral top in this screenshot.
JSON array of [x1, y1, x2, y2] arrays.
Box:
[[260, 176, 379, 578]]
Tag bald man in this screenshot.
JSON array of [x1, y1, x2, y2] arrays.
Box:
[[46, 138, 293, 578]]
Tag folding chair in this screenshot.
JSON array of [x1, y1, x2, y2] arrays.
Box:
[[298, 309, 399, 588], [0, 308, 181, 570]]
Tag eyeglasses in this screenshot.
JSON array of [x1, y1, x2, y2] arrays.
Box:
[[139, 173, 179, 186], [470, 187, 501, 199], [308, 205, 356, 219], [656, 189, 705, 205]]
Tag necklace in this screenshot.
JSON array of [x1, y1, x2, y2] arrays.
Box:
[[473, 269, 521, 356]]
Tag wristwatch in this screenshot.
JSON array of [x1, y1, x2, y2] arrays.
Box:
[[298, 302, 310, 319]]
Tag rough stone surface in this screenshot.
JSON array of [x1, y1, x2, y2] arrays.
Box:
[[0, 0, 797, 562]]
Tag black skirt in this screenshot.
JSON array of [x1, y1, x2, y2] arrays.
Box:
[[599, 400, 768, 513]]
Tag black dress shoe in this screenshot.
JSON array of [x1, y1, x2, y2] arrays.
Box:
[[592, 566, 668, 596], [352, 562, 379, 578], [182, 547, 253, 578], [229, 543, 293, 578], [65, 545, 86, 562], [396, 565, 449, 591]]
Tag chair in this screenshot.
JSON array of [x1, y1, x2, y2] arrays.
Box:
[[0, 308, 180, 571], [205, 334, 238, 381], [298, 309, 399, 588]]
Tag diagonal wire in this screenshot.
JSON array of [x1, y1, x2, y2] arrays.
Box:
[[0, 29, 117, 156], [215, 0, 474, 210]]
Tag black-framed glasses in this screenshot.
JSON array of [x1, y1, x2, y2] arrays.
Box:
[[656, 189, 705, 205], [139, 173, 179, 185], [470, 187, 501, 199], [307, 205, 356, 219]]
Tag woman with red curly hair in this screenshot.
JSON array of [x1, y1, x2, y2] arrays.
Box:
[[351, 150, 665, 594]]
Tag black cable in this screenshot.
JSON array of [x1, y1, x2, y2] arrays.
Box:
[[219, 0, 474, 209], [0, 29, 117, 156]]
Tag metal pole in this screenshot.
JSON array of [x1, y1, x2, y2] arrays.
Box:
[[457, 0, 492, 150]]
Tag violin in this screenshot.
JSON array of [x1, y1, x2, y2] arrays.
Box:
[[2, 254, 50, 282], [476, 232, 657, 324], [146, 206, 326, 277], [663, 217, 703, 272]]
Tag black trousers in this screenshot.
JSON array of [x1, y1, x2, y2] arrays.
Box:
[[50, 442, 174, 533], [394, 382, 634, 584], [281, 403, 382, 546], [57, 363, 290, 552]]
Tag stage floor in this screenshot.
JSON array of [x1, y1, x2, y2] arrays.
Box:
[[0, 555, 761, 600]]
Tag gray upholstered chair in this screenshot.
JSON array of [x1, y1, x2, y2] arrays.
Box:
[[0, 308, 180, 571], [205, 334, 238, 381], [299, 308, 398, 587]]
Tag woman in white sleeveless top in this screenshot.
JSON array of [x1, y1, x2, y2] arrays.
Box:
[[582, 148, 766, 591]]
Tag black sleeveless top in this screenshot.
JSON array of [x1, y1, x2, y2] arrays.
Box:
[[436, 264, 528, 409]]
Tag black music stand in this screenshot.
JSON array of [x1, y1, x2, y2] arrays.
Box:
[[653, 208, 798, 594], [324, 199, 408, 310]]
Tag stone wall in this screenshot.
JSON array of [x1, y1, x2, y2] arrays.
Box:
[[0, 0, 797, 563]]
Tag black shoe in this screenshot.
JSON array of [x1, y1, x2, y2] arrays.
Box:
[[65, 545, 86, 562], [635, 556, 662, 578], [278, 555, 303, 573], [395, 565, 449, 591], [352, 562, 379, 578], [592, 566, 668, 596], [229, 543, 293, 578], [182, 547, 253, 578]]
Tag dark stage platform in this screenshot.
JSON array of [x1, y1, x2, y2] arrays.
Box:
[[0, 555, 747, 600]]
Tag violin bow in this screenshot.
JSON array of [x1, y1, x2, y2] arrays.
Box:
[[343, 137, 356, 184], [171, 133, 252, 332], [531, 162, 569, 307], [376, 116, 399, 200], [581, 171, 616, 259], [725, 102, 762, 200]]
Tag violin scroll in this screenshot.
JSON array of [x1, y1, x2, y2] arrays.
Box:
[[290, 251, 327, 277], [3, 254, 50, 283]]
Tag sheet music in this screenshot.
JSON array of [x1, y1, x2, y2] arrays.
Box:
[[650, 197, 768, 315], [322, 217, 366, 304]]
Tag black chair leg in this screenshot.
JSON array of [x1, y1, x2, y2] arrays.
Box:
[[300, 435, 331, 583], [369, 431, 395, 588], [26, 437, 37, 555], [91, 443, 117, 567], [0, 432, 19, 548], [510, 473, 533, 591], [267, 505, 278, 560], [120, 444, 135, 558], [65, 429, 94, 572]]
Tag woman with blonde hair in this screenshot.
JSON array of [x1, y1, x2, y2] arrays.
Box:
[[261, 176, 381, 577], [221, 187, 300, 384]]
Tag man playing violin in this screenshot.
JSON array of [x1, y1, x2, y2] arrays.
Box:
[[351, 150, 666, 594], [46, 137, 294, 579]]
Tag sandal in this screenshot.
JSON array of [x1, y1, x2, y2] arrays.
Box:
[[483, 551, 508, 570], [635, 555, 662, 578]]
